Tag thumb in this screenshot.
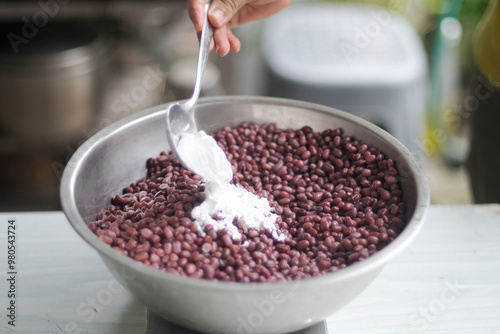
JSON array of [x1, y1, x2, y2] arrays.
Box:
[[208, 0, 244, 28]]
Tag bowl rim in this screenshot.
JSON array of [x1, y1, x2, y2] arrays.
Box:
[[60, 95, 430, 291]]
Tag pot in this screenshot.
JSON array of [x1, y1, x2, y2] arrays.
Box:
[[0, 21, 112, 147]]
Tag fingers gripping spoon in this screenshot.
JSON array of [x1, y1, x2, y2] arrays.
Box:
[[165, 2, 232, 184]]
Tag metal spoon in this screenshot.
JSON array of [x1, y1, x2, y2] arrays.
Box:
[[165, 1, 218, 175]]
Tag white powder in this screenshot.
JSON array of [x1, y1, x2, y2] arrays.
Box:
[[177, 131, 232, 184], [177, 131, 284, 241]]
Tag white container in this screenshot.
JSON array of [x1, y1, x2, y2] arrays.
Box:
[[263, 3, 427, 155]]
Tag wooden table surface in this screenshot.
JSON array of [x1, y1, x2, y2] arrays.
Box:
[[1, 204, 499, 334]]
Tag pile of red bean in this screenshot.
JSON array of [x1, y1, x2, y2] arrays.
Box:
[[89, 123, 406, 282]]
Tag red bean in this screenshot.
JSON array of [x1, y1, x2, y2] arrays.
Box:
[[135, 252, 149, 261], [99, 234, 113, 245], [201, 243, 212, 253], [91, 122, 406, 283], [125, 239, 137, 251], [222, 234, 233, 248], [296, 240, 310, 251], [347, 252, 360, 263], [342, 239, 353, 251], [140, 228, 154, 239], [185, 263, 196, 275], [343, 202, 354, 211]]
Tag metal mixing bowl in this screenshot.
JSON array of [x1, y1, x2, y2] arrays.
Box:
[[61, 96, 429, 334]]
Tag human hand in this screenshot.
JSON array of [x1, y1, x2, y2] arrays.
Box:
[[188, 0, 291, 57]]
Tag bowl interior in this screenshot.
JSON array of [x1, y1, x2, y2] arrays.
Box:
[[69, 96, 424, 224]]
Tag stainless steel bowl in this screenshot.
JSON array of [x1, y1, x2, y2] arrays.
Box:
[[60, 96, 429, 334]]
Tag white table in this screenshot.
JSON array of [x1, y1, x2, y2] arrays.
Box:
[[0, 205, 499, 334]]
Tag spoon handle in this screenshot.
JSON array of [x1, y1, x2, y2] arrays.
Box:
[[191, 1, 213, 105]]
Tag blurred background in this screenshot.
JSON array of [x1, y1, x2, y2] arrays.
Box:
[[0, 0, 491, 211]]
